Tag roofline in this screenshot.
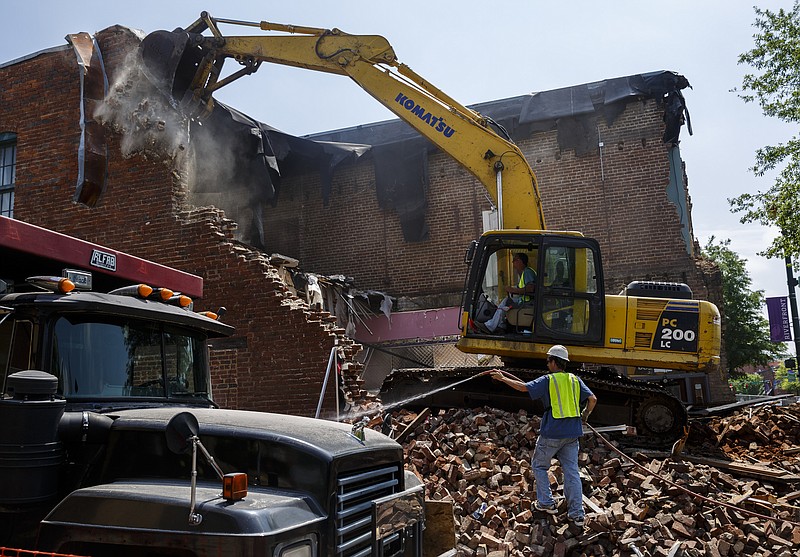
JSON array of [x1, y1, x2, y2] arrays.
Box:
[[0, 45, 70, 70]]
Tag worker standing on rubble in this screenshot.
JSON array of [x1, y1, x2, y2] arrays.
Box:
[[490, 345, 597, 528]]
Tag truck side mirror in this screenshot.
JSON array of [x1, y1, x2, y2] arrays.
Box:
[[165, 411, 247, 525], [166, 411, 199, 455]]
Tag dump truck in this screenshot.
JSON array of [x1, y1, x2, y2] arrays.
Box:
[[0, 216, 452, 557], [137, 12, 721, 445]]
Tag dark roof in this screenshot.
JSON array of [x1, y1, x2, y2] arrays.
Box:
[[303, 70, 690, 146]]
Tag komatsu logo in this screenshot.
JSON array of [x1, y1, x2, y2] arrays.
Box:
[[394, 93, 456, 138]]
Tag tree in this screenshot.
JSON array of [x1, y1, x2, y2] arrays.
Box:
[[731, 373, 766, 395], [775, 362, 800, 394], [731, 2, 800, 261], [702, 237, 784, 374]]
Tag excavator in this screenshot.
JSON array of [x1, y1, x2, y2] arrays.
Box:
[[138, 12, 721, 445]]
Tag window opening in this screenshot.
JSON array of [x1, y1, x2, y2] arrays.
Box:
[[0, 132, 16, 218]]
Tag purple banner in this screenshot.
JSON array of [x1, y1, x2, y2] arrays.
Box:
[[766, 296, 792, 342]]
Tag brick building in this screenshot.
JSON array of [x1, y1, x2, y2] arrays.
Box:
[[0, 27, 365, 417], [0, 25, 731, 409]]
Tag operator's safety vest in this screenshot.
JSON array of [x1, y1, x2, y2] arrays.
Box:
[[548, 372, 581, 419], [517, 268, 535, 303]]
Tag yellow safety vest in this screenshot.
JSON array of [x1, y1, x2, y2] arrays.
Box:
[[517, 268, 535, 303], [548, 372, 581, 419]]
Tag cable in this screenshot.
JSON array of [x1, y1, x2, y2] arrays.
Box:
[[492, 368, 800, 526], [485, 116, 512, 142]]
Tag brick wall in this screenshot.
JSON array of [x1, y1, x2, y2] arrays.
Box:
[[264, 101, 715, 303], [0, 27, 356, 417]]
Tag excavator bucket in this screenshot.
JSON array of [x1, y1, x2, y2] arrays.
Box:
[[139, 29, 206, 104]]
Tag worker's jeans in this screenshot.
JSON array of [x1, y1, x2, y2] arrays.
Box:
[[532, 436, 584, 520], [484, 296, 514, 331]]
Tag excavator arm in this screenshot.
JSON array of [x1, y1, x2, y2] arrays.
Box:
[[139, 11, 545, 230]]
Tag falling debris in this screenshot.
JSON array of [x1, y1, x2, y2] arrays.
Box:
[[95, 50, 189, 161]]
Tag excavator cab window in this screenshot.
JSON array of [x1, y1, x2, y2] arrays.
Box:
[[536, 238, 604, 345], [464, 233, 604, 346], [478, 245, 538, 311], [465, 236, 540, 335]]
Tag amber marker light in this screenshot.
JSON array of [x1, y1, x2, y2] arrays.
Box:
[[26, 276, 76, 294], [222, 472, 247, 501], [138, 284, 154, 298], [57, 278, 76, 294], [198, 311, 218, 320], [150, 288, 174, 301], [169, 295, 193, 308], [109, 284, 154, 298]]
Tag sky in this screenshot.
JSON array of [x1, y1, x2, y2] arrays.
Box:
[[2, 1, 797, 353]]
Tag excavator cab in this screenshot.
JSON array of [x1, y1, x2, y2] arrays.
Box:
[[460, 231, 605, 357]]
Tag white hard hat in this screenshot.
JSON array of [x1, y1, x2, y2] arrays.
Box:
[[547, 344, 569, 362]]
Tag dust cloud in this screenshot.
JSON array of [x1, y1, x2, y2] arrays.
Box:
[[94, 48, 271, 248], [94, 51, 188, 162]]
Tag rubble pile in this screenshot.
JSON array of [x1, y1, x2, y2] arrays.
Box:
[[383, 404, 800, 556], [689, 403, 800, 474]]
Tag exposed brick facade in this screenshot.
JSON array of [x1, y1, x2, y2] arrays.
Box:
[[0, 27, 360, 417], [265, 101, 717, 308]]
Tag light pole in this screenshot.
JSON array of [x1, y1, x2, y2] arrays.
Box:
[[785, 255, 800, 360]]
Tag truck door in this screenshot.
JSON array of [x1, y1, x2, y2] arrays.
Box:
[[534, 237, 604, 345]]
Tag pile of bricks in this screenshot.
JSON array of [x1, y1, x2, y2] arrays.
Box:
[[380, 404, 800, 556], [689, 402, 800, 475]]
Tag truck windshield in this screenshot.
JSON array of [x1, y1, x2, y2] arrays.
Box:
[[50, 315, 210, 399]]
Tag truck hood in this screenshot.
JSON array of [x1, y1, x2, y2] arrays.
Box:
[[107, 407, 399, 460], [43, 479, 324, 535]]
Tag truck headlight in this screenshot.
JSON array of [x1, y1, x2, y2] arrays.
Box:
[[275, 538, 316, 557]]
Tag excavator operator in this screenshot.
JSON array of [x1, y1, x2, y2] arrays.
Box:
[[477, 252, 536, 333]]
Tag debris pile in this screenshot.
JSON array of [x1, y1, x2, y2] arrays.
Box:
[[689, 403, 800, 475], [381, 403, 800, 556]]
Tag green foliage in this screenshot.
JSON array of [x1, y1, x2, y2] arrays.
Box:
[[731, 373, 766, 395], [775, 362, 800, 394], [702, 237, 785, 373], [732, 2, 800, 262]]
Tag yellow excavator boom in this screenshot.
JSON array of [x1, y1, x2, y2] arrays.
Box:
[[140, 11, 545, 230]]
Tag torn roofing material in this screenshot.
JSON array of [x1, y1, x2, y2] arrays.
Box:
[[305, 70, 692, 148], [186, 101, 371, 248], [194, 101, 370, 205]]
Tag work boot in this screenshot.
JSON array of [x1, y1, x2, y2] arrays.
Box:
[[533, 500, 558, 515]]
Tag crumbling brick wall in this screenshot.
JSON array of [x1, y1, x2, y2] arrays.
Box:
[[0, 26, 360, 417], [265, 151, 487, 306]]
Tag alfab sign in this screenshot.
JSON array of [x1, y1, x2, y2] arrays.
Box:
[[766, 296, 793, 342]]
